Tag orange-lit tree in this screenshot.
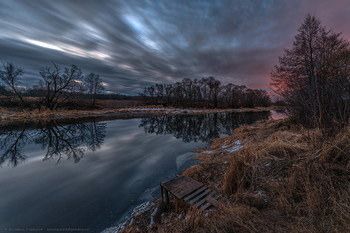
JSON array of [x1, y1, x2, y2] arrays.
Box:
[[271, 14, 350, 132]]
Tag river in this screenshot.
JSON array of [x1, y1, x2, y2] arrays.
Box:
[[0, 111, 270, 233]]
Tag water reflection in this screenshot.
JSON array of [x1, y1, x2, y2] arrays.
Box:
[[140, 111, 270, 142], [0, 112, 270, 167], [0, 119, 106, 167], [0, 112, 271, 232]]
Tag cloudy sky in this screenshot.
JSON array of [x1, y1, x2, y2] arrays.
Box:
[[0, 0, 349, 95]]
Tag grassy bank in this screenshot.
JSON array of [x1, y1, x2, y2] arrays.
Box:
[[0, 106, 281, 124], [114, 119, 350, 233]]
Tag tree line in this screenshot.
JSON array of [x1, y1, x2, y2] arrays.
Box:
[[0, 62, 105, 110], [271, 14, 350, 133], [142, 76, 271, 108]]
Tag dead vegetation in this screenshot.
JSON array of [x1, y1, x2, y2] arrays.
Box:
[[0, 105, 279, 124], [120, 119, 350, 232]]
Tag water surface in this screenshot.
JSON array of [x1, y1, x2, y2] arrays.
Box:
[[0, 112, 270, 232]]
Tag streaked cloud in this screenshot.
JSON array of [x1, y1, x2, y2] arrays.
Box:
[[0, 0, 349, 94]]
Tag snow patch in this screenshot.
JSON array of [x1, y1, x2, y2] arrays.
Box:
[[224, 140, 244, 152], [202, 150, 213, 154], [226, 144, 244, 152], [221, 142, 230, 149], [254, 190, 266, 197], [254, 190, 269, 203]]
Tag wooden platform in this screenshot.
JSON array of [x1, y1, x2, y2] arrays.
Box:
[[160, 175, 220, 210]]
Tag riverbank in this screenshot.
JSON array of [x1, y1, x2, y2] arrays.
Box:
[[0, 106, 281, 124], [106, 118, 350, 233]]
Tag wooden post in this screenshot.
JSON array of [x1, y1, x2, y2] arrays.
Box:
[[166, 190, 169, 204]]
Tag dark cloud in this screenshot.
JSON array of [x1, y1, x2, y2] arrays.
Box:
[[0, 0, 349, 94]]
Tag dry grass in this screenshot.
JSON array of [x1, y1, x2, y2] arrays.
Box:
[[0, 105, 278, 124], [221, 119, 350, 232], [120, 119, 350, 232]]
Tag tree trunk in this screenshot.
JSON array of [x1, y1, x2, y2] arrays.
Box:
[[12, 87, 25, 108]]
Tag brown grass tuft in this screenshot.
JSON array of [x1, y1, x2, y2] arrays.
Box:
[[120, 119, 350, 232], [221, 120, 350, 232]]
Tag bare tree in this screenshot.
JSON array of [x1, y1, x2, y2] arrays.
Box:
[[271, 14, 350, 131], [84, 73, 104, 107], [143, 77, 270, 108], [0, 62, 26, 107], [39, 63, 83, 110]]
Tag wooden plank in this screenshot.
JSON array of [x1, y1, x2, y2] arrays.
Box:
[[189, 189, 211, 204], [196, 191, 216, 208], [160, 175, 221, 210], [161, 176, 203, 199], [202, 192, 219, 210], [205, 196, 218, 207], [203, 202, 211, 210], [213, 194, 221, 200], [184, 186, 206, 201], [196, 196, 208, 208]]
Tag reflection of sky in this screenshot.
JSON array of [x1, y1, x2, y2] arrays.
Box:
[[0, 118, 205, 232], [270, 110, 287, 120], [1, 1, 350, 94]]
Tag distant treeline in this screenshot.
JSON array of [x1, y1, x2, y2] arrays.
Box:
[[0, 62, 134, 110], [142, 77, 271, 108]]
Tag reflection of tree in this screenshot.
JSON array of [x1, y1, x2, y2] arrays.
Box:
[[0, 128, 28, 167], [139, 112, 270, 143], [0, 119, 106, 167]]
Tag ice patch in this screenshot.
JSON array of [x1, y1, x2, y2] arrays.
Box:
[[131, 201, 154, 217], [149, 207, 158, 228], [101, 201, 155, 232]]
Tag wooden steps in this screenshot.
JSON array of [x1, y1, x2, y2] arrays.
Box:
[[160, 175, 220, 210]]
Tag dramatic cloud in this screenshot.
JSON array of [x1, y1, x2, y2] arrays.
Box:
[[0, 0, 349, 94]]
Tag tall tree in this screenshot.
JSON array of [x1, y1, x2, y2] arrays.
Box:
[[84, 72, 104, 107], [271, 14, 350, 130], [0, 62, 26, 107], [39, 63, 83, 110]]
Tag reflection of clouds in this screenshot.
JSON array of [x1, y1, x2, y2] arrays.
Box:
[[176, 152, 196, 170], [0, 113, 272, 231], [0, 117, 203, 231], [270, 110, 287, 120]]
